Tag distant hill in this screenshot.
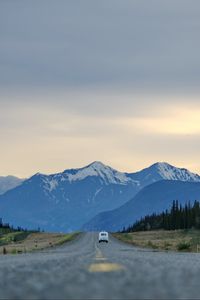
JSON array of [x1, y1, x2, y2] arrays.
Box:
[[83, 180, 200, 232], [0, 176, 24, 195]]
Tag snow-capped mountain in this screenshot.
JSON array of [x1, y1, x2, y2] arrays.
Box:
[[62, 161, 136, 185], [153, 162, 200, 181], [0, 176, 24, 195], [129, 162, 200, 188], [31, 161, 140, 199], [0, 162, 139, 232], [39, 161, 138, 190], [0, 161, 199, 232]]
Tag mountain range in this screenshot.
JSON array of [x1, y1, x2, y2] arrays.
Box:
[[0, 161, 200, 232], [0, 176, 24, 195], [83, 180, 200, 232]]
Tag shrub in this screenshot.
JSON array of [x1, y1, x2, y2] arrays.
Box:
[[177, 242, 191, 251], [147, 240, 158, 249], [11, 248, 17, 254], [164, 242, 171, 250]]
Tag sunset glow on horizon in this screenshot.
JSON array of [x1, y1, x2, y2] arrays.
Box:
[[1, 0, 200, 177]]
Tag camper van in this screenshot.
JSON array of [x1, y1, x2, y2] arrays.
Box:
[[99, 231, 109, 243]]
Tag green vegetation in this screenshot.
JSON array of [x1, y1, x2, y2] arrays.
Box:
[[0, 217, 29, 234], [0, 217, 42, 251], [0, 230, 80, 255], [0, 217, 80, 255], [115, 200, 200, 252], [123, 200, 200, 232], [0, 218, 40, 249], [11, 248, 17, 255], [147, 240, 158, 249], [57, 232, 80, 245], [0, 231, 30, 246], [177, 241, 191, 251], [113, 229, 200, 252]]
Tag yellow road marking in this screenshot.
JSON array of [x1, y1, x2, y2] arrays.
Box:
[[88, 263, 125, 273], [90, 241, 125, 272], [96, 251, 103, 258], [95, 243, 104, 259]]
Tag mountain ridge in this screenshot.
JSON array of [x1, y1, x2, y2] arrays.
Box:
[[0, 176, 24, 195], [83, 180, 200, 232], [0, 161, 199, 232]]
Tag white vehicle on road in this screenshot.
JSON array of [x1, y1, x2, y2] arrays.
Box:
[[99, 231, 109, 243]]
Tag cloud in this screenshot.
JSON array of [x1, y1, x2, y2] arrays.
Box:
[[0, 92, 200, 177], [119, 106, 200, 136], [0, 1, 200, 176], [0, 0, 200, 93]]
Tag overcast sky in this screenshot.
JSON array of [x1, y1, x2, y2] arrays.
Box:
[[0, 0, 200, 177]]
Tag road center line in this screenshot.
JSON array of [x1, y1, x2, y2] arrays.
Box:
[[89, 242, 125, 272], [94, 257, 107, 261], [88, 263, 125, 273], [95, 243, 104, 258]]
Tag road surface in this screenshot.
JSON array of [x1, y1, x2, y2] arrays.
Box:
[[0, 232, 200, 299]]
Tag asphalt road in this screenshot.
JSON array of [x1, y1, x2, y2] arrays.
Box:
[[1, 232, 200, 299]]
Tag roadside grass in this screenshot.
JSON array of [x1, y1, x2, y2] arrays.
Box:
[[0, 231, 31, 246], [113, 229, 200, 252], [56, 232, 80, 245], [0, 231, 80, 255], [177, 241, 191, 251]]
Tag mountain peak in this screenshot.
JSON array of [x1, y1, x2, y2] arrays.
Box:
[[151, 162, 172, 169], [151, 162, 200, 182], [0, 176, 24, 195], [86, 161, 107, 169], [62, 161, 134, 185]]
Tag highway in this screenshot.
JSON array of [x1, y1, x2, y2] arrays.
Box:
[[0, 232, 200, 299]]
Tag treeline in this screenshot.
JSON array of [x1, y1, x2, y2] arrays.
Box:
[[0, 218, 40, 233], [123, 200, 200, 232], [0, 218, 27, 233]]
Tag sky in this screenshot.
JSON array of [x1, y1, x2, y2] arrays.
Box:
[[0, 0, 200, 177]]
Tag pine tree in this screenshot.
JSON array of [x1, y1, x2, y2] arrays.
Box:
[[122, 200, 200, 232]]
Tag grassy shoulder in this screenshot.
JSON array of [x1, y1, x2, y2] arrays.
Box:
[[0, 231, 80, 255], [113, 230, 200, 252]]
